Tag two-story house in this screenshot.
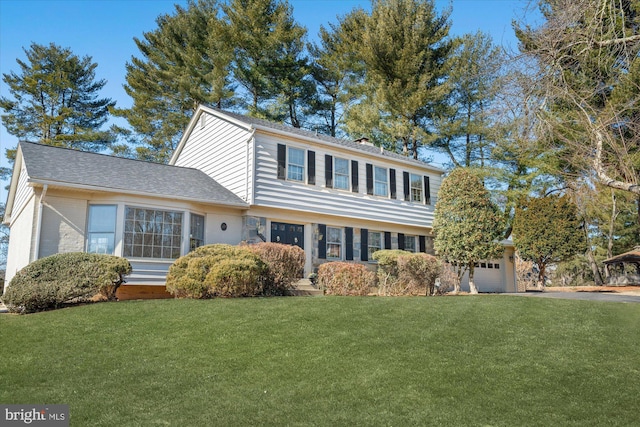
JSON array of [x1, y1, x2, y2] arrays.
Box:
[[3, 105, 518, 295]]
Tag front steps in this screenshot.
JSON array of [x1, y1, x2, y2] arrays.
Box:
[[288, 279, 323, 296]]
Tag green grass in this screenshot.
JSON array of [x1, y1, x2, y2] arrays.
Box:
[[1, 296, 639, 426]]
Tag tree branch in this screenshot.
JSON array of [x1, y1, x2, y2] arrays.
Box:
[[594, 131, 640, 195]]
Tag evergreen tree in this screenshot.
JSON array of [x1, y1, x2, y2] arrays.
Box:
[[343, 0, 453, 159], [433, 168, 505, 293], [432, 31, 503, 168], [0, 42, 115, 155], [307, 9, 368, 137], [513, 195, 586, 287], [113, 0, 234, 162], [224, 0, 309, 126]]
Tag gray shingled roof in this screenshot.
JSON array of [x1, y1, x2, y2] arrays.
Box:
[[209, 107, 445, 172], [19, 142, 248, 207]]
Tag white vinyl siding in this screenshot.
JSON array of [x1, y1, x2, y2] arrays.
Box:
[[172, 112, 253, 202], [12, 163, 32, 220], [253, 133, 440, 229], [4, 197, 36, 286]]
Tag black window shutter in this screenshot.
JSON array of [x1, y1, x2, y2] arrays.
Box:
[[318, 224, 327, 259], [419, 235, 426, 253], [366, 163, 373, 195], [345, 227, 354, 261], [384, 232, 392, 249], [361, 228, 369, 261], [277, 144, 286, 180], [351, 160, 359, 193], [424, 176, 431, 204], [403, 172, 410, 201], [308, 151, 316, 185], [398, 233, 405, 250], [390, 169, 397, 199], [325, 154, 333, 188]]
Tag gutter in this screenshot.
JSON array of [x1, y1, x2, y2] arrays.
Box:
[[33, 184, 48, 262]]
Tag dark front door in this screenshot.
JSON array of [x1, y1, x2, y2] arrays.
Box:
[[271, 222, 304, 249]]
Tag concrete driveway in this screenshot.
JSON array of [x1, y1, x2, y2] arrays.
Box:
[[505, 291, 640, 303]]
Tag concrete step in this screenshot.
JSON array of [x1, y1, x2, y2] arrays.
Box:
[[288, 279, 323, 296]]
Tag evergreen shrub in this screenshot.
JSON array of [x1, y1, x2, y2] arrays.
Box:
[[317, 262, 374, 296], [373, 250, 442, 296], [166, 244, 268, 298], [245, 242, 305, 295], [2, 252, 131, 313]]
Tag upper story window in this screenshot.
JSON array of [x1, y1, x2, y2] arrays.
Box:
[[374, 166, 388, 197], [368, 231, 382, 260], [287, 147, 305, 182], [190, 213, 205, 251], [334, 157, 350, 190], [326, 226, 343, 260], [87, 205, 117, 255], [410, 174, 423, 202], [123, 207, 183, 259]]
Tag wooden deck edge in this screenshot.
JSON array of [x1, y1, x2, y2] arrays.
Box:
[[116, 285, 173, 300]]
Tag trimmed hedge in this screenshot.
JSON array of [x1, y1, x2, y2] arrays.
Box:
[[166, 244, 268, 298], [318, 262, 374, 296], [2, 252, 132, 313], [373, 250, 442, 296], [246, 242, 305, 295]]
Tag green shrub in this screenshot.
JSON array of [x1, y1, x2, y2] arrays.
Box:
[[317, 262, 374, 296], [246, 242, 305, 295], [397, 253, 442, 296], [2, 252, 132, 313], [166, 244, 268, 298], [373, 250, 442, 296]]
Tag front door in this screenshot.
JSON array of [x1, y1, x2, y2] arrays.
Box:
[[271, 222, 304, 249]]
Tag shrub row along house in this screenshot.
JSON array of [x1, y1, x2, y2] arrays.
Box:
[[3, 105, 518, 296]]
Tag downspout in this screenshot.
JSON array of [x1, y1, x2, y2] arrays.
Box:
[[245, 128, 256, 204], [33, 184, 48, 262]]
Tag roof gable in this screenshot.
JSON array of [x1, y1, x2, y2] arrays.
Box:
[[171, 105, 445, 174]]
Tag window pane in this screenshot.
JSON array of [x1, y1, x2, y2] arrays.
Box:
[[374, 167, 388, 196], [327, 227, 342, 260], [411, 174, 422, 202], [404, 235, 416, 252], [123, 206, 183, 259], [190, 214, 205, 251], [334, 158, 350, 190], [368, 231, 382, 259], [87, 205, 116, 255], [287, 147, 305, 182]]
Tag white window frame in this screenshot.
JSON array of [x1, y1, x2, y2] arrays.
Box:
[[326, 226, 343, 260], [368, 231, 383, 260], [86, 204, 117, 255], [374, 166, 388, 197], [287, 147, 305, 182], [189, 213, 205, 251], [333, 157, 350, 191], [410, 173, 423, 202]]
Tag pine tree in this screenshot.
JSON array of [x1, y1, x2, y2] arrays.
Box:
[[433, 168, 505, 293], [0, 42, 115, 155], [224, 0, 309, 126], [343, 0, 453, 159], [113, 0, 234, 162], [432, 31, 503, 168]]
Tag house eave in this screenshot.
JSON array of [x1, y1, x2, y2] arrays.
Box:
[[26, 178, 249, 210]]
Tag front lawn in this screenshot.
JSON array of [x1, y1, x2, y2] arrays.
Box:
[[1, 296, 639, 426]]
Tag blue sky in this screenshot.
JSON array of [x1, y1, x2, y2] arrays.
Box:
[[0, 0, 539, 185]]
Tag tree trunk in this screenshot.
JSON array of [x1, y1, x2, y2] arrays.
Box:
[[468, 265, 479, 294], [586, 247, 604, 286], [605, 189, 617, 278], [537, 260, 546, 290]]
